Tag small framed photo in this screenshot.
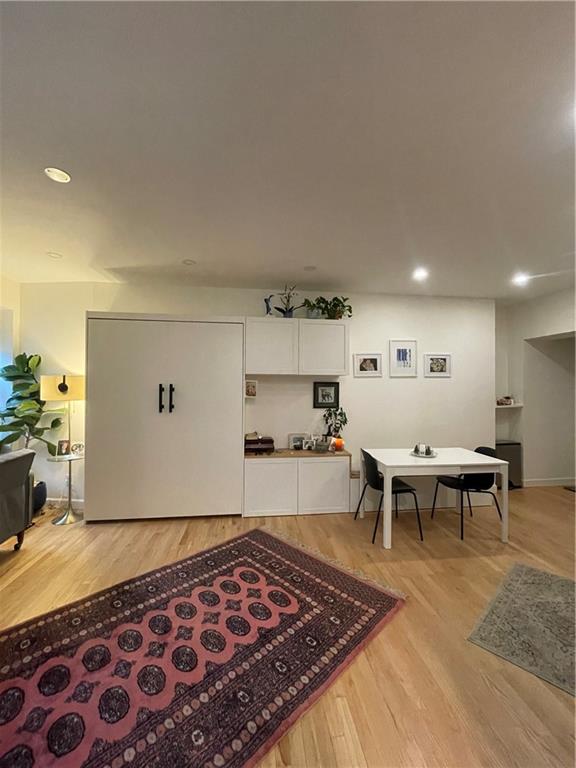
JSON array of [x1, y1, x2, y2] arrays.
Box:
[[389, 340, 417, 377], [353, 353, 383, 377], [313, 381, 339, 409], [57, 439, 70, 456], [424, 354, 451, 378], [288, 433, 308, 450], [245, 380, 258, 398]]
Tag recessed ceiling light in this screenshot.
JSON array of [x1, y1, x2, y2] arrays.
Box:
[[181, 259, 197, 266], [412, 267, 429, 282], [303, 265, 317, 272], [511, 272, 530, 286], [44, 167, 71, 183], [46, 251, 63, 260]]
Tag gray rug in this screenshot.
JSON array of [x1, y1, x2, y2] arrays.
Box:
[[469, 563, 575, 695]]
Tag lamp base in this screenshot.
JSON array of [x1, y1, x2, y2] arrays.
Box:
[[52, 506, 83, 526]]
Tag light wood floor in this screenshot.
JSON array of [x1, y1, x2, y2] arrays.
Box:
[[1, 488, 574, 768]]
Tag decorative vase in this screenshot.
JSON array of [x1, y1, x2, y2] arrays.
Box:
[[33, 481, 47, 514], [306, 308, 323, 319]]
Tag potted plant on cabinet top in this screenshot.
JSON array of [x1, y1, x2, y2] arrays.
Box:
[[275, 285, 304, 318], [303, 296, 352, 320], [321, 406, 348, 452]]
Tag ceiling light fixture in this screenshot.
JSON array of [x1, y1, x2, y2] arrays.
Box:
[[412, 267, 429, 282], [44, 167, 71, 183], [511, 272, 531, 286], [303, 265, 317, 272], [46, 251, 63, 260], [181, 259, 197, 266]]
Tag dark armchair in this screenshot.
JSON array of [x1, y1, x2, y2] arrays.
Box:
[[0, 449, 35, 550]]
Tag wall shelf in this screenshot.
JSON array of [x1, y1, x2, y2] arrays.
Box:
[[496, 403, 523, 409]]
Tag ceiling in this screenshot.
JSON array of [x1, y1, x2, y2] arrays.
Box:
[[0, 1, 574, 299]]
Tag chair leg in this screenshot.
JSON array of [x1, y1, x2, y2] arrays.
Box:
[[395, 493, 398, 519], [431, 480, 439, 519], [489, 491, 503, 521], [354, 483, 368, 520], [466, 490, 473, 517], [411, 491, 424, 541], [372, 494, 383, 544], [460, 490, 464, 540]]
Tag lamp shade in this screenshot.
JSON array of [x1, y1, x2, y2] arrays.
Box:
[[40, 374, 85, 402]]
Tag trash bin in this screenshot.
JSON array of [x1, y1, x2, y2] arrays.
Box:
[[495, 440, 522, 488]]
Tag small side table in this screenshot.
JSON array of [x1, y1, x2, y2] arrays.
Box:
[[47, 454, 84, 526]]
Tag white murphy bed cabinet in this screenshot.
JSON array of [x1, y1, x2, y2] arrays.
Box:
[[244, 452, 351, 517], [245, 317, 349, 375], [84, 313, 244, 521]]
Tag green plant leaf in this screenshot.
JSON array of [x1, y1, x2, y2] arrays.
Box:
[[50, 417, 63, 429], [14, 353, 28, 372], [0, 432, 23, 445], [28, 355, 41, 372]]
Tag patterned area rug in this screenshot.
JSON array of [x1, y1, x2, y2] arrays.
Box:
[[469, 563, 575, 695], [0, 529, 404, 767]]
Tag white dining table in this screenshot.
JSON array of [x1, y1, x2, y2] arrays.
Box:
[[359, 447, 509, 549]]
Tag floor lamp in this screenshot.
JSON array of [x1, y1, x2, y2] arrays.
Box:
[[40, 374, 86, 525]]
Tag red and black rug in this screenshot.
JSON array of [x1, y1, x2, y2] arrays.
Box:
[[0, 529, 403, 768]]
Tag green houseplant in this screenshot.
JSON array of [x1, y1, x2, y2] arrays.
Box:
[[0, 353, 63, 455], [323, 406, 348, 437], [303, 296, 353, 320]]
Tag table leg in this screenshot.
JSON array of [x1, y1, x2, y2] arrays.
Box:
[[359, 452, 365, 519], [52, 460, 83, 526], [500, 464, 509, 542], [382, 469, 393, 549]]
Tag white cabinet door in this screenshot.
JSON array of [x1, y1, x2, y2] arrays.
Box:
[[298, 458, 350, 514], [244, 459, 298, 517], [245, 318, 299, 374], [85, 318, 243, 520], [298, 320, 349, 375]]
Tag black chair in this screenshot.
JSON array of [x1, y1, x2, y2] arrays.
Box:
[[431, 446, 502, 540], [354, 449, 423, 543]]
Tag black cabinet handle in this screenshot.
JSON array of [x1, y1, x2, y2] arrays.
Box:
[[158, 384, 165, 413], [169, 384, 175, 413]]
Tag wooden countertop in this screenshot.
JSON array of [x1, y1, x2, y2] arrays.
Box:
[[245, 449, 351, 459]]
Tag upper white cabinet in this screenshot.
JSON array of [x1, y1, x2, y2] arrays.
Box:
[[245, 318, 349, 375], [245, 318, 299, 374], [299, 320, 349, 375]]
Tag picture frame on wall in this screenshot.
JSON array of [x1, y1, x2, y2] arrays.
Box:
[[245, 380, 258, 398], [424, 354, 452, 378], [313, 381, 339, 409], [389, 340, 417, 377], [353, 353, 383, 378]]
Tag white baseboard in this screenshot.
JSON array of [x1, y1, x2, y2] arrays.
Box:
[[523, 478, 575, 488], [46, 496, 85, 509]]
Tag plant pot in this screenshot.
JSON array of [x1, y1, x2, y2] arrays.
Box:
[[327, 311, 344, 320], [306, 309, 323, 319]]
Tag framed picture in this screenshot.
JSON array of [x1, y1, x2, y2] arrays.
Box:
[[313, 381, 339, 409], [57, 439, 70, 456], [389, 340, 417, 377], [424, 354, 452, 377], [288, 433, 308, 450], [245, 380, 258, 398], [353, 353, 383, 377]]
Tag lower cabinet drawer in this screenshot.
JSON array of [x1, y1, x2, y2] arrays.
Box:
[[244, 457, 350, 517], [244, 459, 298, 517]]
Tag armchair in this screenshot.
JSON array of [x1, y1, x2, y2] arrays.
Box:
[[0, 449, 35, 550]]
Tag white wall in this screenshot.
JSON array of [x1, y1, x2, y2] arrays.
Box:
[[19, 282, 496, 507], [522, 336, 574, 485], [0, 275, 21, 411], [495, 288, 576, 484]]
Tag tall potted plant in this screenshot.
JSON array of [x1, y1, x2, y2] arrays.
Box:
[[0, 353, 63, 454]]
